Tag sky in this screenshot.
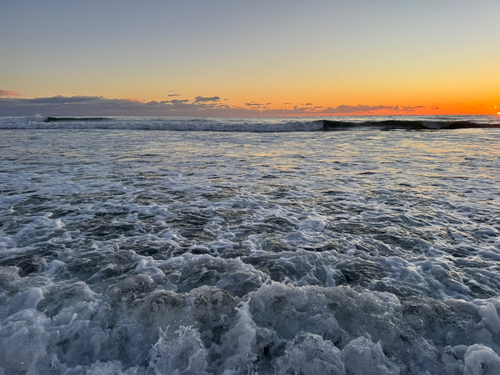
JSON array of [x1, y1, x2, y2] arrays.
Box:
[[1, 0, 499, 116]]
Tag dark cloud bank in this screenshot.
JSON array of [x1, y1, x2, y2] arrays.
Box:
[[0, 95, 429, 116]]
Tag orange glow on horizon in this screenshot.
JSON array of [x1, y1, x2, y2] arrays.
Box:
[[223, 101, 500, 116], [6, 91, 499, 117]]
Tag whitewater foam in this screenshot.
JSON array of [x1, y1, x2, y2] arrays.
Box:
[[1, 123, 500, 373]]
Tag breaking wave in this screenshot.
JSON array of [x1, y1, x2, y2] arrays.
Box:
[[0, 115, 499, 132]]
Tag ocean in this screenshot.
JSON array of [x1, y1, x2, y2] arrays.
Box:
[[1, 115, 500, 374]]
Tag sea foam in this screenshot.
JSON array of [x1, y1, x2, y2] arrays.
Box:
[[1, 122, 500, 373]]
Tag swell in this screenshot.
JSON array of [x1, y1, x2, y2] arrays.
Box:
[[0, 117, 499, 132], [321, 119, 500, 130]]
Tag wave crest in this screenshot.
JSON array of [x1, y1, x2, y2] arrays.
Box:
[[0, 116, 498, 132]]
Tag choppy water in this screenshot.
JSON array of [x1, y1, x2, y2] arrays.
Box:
[[1, 119, 500, 374]]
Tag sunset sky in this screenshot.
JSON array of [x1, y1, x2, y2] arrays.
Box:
[[1, 0, 499, 116]]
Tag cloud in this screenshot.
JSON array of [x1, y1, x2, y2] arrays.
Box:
[[159, 99, 190, 105], [168, 94, 180, 97], [0, 90, 19, 97], [245, 102, 272, 110], [399, 105, 424, 112], [323, 104, 397, 114], [0, 95, 233, 116], [0, 96, 158, 116], [194, 96, 220, 102], [312, 104, 420, 114], [0, 94, 433, 117], [292, 104, 323, 112], [16, 95, 104, 104]]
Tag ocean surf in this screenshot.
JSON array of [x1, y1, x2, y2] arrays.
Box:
[[1, 116, 500, 374]]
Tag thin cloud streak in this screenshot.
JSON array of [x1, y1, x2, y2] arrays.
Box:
[[194, 96, 220, 103], [0, 90, 19, 97]]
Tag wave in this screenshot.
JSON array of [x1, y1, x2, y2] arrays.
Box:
[[0, 116, 499, 132], [322, 119, 500, 130], [43, 116, 111, 122]]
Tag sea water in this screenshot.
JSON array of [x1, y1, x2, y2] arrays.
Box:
[[1, 116, 500, 374]]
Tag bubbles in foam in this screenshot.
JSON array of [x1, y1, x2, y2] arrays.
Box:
[[149, 326, 209, 375], [1, 124, 500, 373]]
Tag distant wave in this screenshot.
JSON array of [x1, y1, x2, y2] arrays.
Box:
[[321, 119, 500, 130], [43, 117, 111, 122], [0, 116, 499, 132]]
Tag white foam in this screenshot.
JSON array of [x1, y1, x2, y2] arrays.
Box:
[[464, 345, 500, 375], [1, 123, 500, 373], [341, 337, 400, 375], [276, 332, 345, 374], [149, 326, 209, 375]]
